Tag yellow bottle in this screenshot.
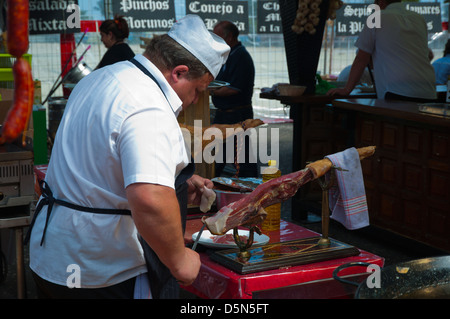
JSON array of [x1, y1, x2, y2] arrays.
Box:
[[261, 160, 281, 231]]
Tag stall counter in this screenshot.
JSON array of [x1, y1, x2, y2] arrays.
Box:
[[183, 218, 384, 299]]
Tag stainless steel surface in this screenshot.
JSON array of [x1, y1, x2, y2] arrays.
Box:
[[359, 256, 450, 299], [62, 61, 92, 85], [0, 144, 34, 210], [334, 256, 450, 299]]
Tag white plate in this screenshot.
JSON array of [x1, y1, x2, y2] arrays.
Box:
[[192, 229, 269, 249]]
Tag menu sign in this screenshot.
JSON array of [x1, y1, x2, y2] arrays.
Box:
[[112, 0, 176, 32], [257, 0, 282, 33], [335, 2, 442, 36], [405, 2, 441, 32], [29, 0, 81, 34], [186, 0, 249, 34]]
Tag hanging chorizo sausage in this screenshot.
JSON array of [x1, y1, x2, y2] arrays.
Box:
[[7, 0, 29, 58], [0, 58, 34, 144]]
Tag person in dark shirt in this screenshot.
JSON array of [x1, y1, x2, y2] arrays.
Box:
[[211, 21, 255, 122], [211, 21, 257, 177], [96, 15, 135, 69]]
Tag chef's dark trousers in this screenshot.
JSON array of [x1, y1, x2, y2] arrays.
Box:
[[140, 162, 195, 299], [31, 270, 135, 299]]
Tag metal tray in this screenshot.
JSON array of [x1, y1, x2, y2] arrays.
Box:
[[418, 103, 450, 117]]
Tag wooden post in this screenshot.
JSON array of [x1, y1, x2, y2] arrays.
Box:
[[178, 91, 215, 180]]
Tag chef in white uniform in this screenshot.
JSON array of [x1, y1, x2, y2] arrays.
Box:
[[27, 15, 230, 299]]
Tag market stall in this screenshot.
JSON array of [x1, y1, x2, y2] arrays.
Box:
[[183, 217, 383, 299], [34, 142, 385, 299]]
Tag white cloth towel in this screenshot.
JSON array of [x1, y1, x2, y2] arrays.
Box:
[[325, 147, 370, 230]]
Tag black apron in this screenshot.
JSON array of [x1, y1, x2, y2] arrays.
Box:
[[139, 162, 194, 299], [25, 58, 195, 299]]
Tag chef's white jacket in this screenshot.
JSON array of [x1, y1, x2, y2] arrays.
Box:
[[29, 54, 190, 288]]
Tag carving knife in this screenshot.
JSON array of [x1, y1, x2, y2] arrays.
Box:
[[192, 223, 206, 251]]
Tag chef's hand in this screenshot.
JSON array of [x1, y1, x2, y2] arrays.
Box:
[[187, 174, 213, 206], [326, 87, 352, 96], [171, 247, 201, 286]]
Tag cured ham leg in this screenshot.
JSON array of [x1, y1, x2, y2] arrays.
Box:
[[204, 169, 313, 235], [203, 146, 375, 235]]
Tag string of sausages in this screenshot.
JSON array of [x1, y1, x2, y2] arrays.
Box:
[[291, 0, 343, 35], [1, 0, 34, 145]]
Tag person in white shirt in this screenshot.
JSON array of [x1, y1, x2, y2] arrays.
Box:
[[328, 0, 436, 102], [27, 15, 230, 299]]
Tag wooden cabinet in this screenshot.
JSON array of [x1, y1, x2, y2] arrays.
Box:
[[299, 103, 354, 200], [261, 92, 450, 251], [332, 99, 450, 252], [357, 114, 450, 250]]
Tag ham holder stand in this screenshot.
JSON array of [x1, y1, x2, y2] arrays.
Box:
[[210, 148, 375, 274]]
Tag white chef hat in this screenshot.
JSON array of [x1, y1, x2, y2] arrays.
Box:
[[168, 15, 230, 78]]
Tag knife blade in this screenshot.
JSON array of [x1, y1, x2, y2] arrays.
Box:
[[192, 223, 206, 251]]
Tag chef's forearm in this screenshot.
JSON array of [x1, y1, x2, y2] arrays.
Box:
[[126, 183, 187, 272], [345, 49, 371, 92]]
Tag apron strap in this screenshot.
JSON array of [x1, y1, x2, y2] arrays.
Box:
[[24, 181, 131, 246], [129, 58, 169, 103]]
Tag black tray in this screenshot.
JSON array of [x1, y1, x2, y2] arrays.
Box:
[[210, 236, 359, 274]]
